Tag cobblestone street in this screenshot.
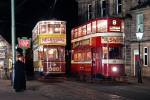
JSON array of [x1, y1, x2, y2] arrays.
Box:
[[0, 78, 150, 100]]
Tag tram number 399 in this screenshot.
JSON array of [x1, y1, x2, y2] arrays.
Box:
[[48, 67, 61, 72]]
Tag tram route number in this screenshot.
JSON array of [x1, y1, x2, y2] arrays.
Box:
[[48, 67, 61, 72]]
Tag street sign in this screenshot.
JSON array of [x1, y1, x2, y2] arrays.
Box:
[[18, 37, 31, 49]]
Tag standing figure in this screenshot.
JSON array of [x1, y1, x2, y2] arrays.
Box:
[[13, 54, 26, 92]]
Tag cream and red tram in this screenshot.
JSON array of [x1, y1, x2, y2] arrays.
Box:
[[32, 20, 66, 78], [71, 18, 124, 79]]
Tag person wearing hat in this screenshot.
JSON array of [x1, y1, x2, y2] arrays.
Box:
[[13, 53, 26, 92]]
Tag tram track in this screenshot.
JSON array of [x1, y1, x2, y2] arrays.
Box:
[[38, 80, 132, 100]]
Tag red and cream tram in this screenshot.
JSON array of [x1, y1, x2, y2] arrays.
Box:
[[32, 20, 66, 78], [71, 18, 124, 79]]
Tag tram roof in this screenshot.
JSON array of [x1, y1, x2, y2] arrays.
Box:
[[71, 17, 123, 30], [32, 20, 66, 32]]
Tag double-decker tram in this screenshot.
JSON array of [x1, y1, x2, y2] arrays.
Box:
[[71, 18, 124, 80], [32, 20, 66, 79]]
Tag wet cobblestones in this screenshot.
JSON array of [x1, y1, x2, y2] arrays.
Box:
[[1, 79, 150, 100], [37, 81, 132, 100]]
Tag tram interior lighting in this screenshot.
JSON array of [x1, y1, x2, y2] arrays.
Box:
[[44, 48, 47, 52], [87, 27, 91, 31], [92, 25, 96, 28], [39, 46, 43, 51], [55, 28, 59, 32], [112, 66, 118, 72], [41, 27, 46, 32], [48, 49, 54, 54], [49, 30, 53, 34]]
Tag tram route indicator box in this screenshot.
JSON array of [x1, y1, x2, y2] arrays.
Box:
[[108, 18, 122, 32]]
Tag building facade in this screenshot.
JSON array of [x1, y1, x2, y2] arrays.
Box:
[[75, 0, 150, 77], [77, 0, 125, 24], [124, 0, 150, 77], [0, 35, 11, 79]]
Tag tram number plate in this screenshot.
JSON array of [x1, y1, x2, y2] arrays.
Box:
[[48, 67, 61, 72]]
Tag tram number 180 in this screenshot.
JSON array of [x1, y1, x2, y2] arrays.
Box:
[[48, 67, 61, 72]]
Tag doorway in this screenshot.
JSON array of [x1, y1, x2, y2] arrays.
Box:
[[133, 50, 139, 76]]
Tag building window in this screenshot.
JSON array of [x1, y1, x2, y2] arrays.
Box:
[[88, 4, 92, 20], [136, 14, 144, 33], [116, 0, 122, 14], [101, 0, 107, 17], [143, 47, 148, 66]]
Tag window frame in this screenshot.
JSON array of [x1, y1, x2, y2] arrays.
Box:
[[101, 0, 107, 17], [88, 4, 92, 20], [136, 14, 144, 33], [116, 0, 122, 15], [143, 47, 148, 66]]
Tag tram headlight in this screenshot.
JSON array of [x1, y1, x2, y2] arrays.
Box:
[[112, 66, 118, 72]]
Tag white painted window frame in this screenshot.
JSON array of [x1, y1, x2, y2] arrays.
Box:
[[88, 4, 92, 20], [116, 0, 122, 15], [143, 47, 148, 66], [101, 0, 106, 17]]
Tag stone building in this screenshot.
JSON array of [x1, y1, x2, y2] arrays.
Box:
[[75, 0, 150, 77], [0, 35, 11, 79], [76, 0, 125, 24], [124, 0, 150, 77]]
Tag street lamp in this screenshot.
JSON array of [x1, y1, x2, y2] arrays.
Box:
[[136, 32, 143, 83], [11, 0, 16, 86]]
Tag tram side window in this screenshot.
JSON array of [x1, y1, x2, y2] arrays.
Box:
[[73, 51, 91, 62], [40, 25, 47, 34], [77, 53, 82, 61], [60, 23, 66, 34], [48, 24, 61, 34], [48, 24, 54, 34], [108, 47, 122, 59], [54, 24, 61, 33], [74, 53, 78, 61], [86, 51, 91, 61]]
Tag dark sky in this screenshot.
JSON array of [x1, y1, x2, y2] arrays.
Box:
[[0, 0, 78, 44]]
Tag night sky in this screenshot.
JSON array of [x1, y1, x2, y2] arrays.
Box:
[[0, 0, 78, 44]]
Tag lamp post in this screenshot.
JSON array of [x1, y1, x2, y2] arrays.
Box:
[[136, 32, 143, 83], [11, 0, 16, 86]]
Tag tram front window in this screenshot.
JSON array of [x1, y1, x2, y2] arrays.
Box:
[[44, 48, 65, 61], [108, 47, 122, 59], [102, 47, 122, 59]]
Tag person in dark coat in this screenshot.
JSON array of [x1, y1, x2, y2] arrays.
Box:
[[13, 54, 26, 92]]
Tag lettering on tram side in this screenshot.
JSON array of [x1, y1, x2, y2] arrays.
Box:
[[41, 38, 65, 44], [48, 67, 61, 72], [109, 26, 121, 32], [101, 37, 123, 44]]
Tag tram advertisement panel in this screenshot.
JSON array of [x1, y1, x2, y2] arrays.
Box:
[[101, 36, 123, 44], [38, 34, 66, 45]]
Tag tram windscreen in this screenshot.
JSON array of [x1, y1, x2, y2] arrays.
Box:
[[109, 47, 122, 59], [44, 48, 65, 61], [103, 47, 122, 59]]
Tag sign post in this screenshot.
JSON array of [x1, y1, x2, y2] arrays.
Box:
[[18, 37, 31, 63]]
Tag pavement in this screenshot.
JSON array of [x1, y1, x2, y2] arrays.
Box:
[[126, 76, 150, 86]]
